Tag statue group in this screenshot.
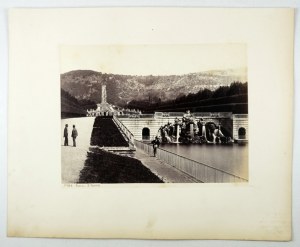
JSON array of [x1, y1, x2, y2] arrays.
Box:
[[158, 111, 233, 144]]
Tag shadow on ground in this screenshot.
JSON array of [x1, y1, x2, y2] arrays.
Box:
[[79, 148, 163, 183]]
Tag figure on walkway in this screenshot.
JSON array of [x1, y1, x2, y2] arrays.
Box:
[[71, 125, 78, 147], [151, 136, 160, 157], [64, 124, 68, 146]]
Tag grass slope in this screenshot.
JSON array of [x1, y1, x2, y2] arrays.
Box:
[[79, 148, 163, 183]]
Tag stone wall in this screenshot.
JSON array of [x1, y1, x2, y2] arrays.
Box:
[[232, 114, 248, 140], [119, 117, 178, 141], [118, 113, 243, 141]]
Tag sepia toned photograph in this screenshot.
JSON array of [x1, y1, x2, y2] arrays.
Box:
[[61, 44, 248, 184], [7, 7, 294, 241]]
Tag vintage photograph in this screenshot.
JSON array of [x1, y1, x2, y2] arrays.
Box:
[[8, 8, 293, 240], [61, 44, 248, 184]]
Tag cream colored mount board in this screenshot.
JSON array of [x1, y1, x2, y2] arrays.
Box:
[[8, 8, 293, 240]]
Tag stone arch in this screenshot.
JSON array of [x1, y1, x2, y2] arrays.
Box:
[[238, 127, 246, 139], [142, 127, 150, 140]]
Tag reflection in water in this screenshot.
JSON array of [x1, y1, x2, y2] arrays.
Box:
[[160, 144, 248, 179]]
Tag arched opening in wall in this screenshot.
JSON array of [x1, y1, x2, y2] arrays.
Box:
[[238, 127, 246, 139], [142, 128, 150, 141]]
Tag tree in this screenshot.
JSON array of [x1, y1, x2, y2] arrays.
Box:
[[227, 82, 244, 96], [198, 88, 212, 100], [212, 86, 229, 98]]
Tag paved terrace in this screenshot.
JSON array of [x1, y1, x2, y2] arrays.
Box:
[[61, 117, 95, 183]]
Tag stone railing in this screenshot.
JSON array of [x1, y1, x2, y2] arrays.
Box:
[[113, 115, 135, 149], [135, 140, 248, 183], [117, 112, 234, 119], [233, 114, 248, 119]]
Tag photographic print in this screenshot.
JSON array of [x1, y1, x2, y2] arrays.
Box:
[[9, 8, 293, 240], [61, 44, 248, 184]]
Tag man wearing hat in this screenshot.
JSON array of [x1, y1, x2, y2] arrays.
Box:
[[63, 124, 69, 146], [71, 125, 78, 147]]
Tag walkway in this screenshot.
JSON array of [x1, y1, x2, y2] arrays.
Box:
[[61, 145, 89, 183], [61, 117, 95, 183], [134, 148, 200, 183]]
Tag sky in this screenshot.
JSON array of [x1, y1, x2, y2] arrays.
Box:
[[60, 44, 247, 76]]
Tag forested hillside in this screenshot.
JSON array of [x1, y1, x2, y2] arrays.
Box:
[[61, 68, 247, 106], [61, 89, 96, 118], [128, 82, 248, 113]]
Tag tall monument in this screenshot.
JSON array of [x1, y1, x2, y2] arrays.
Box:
[[101, 85, 107, 103], [96, 84, 114, 115]]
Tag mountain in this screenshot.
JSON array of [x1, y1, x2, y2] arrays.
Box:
[[61, 89, 87, 118], [60, 68, 247, 106]]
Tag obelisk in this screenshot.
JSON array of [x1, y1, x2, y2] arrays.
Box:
[[101, 85, 107, 104]]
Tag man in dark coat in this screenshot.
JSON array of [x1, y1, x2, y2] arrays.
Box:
[[71, 125, 78, 147], [151, 136, 160, 157], [64, 124, 68, 146]]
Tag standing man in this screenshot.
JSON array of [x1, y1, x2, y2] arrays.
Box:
[[151, 136, 160, 157], [64, 124, 68, 146], [71, 125, 78, 147]]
